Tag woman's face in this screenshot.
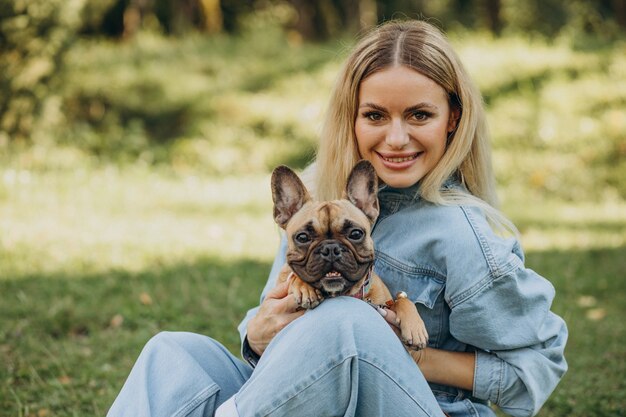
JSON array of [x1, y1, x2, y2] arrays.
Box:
[[354, 65, 458, 189]]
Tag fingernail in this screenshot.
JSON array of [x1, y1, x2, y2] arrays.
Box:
[[376, 307, 387, 317]]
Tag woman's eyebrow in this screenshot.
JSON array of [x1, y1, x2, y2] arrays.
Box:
[[405, 103, 439, 112], [358, 102, 387, 111], [359, 102, 439, 112]]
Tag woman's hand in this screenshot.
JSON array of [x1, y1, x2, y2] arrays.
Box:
[[246, 280, 306, 356], [376, 306, 474, 390], [375, 307, 425, 365]]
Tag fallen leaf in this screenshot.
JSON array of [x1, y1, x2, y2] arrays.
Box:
[[577, 295, 597, 308], [586, 308, 606, 321], [110, 314, 124, 328], [58, 375, 71, 385], [139, 292, 153, 305]]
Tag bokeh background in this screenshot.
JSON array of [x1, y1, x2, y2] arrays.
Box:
[[1, 1, 625, 416]]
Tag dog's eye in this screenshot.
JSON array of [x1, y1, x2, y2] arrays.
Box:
[[295, 232, 311, 244], [348, 229, 364, 241]]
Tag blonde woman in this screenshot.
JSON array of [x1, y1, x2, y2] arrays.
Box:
[[108, 20, 567, 417]]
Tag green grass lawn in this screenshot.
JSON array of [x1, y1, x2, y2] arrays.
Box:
[[1, 29, 625, 416], [1, 166, 625, 416]]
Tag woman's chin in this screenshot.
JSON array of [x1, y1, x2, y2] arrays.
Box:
[[377, 170, 423, 189]]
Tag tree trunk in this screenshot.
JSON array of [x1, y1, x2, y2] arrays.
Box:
[[123, 0, 152, 39], [612, 0, 626, 28], [359, 0, 377, 30], [289, 0, 328, 40], [484, 0, 502, 35], [198, 0, 223, 33]]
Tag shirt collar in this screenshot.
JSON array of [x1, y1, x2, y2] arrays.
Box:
[[377, 173, 460, 201]]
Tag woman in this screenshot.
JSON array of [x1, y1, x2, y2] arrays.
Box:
[[108, 20, 567, 417]]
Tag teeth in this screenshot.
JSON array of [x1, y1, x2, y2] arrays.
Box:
[[383, 154, 418, 163], [325, 271, 342, 278]]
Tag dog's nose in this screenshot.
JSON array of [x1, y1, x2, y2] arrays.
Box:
[[320, 242, 343, 262]]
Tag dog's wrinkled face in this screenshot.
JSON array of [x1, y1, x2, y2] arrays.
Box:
[[272, 161, 379, 297], [284, 200, 374, 296]]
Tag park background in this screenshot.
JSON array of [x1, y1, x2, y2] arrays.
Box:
[[1, 0, 625, 415]]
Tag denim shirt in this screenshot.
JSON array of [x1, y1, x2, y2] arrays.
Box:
[[239, 180, 568, 417]]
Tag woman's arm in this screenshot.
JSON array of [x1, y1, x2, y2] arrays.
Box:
[[246, 280, 304, 356], [239, 236, 305, 365], [448, 266, 568, 417], [443, 205, 568, 417], [418, 348, 475, 391]]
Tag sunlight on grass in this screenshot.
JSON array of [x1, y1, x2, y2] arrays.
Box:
[[502, 197, 626, 251], [0, 167, 281, 280], [2, 166, 624, 282]]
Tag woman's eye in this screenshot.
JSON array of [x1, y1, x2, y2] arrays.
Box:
[[348, 229, 364, 241], [295, 232, 311, 244], [364, 111, 383, 121], [412, 111, 431, 121]]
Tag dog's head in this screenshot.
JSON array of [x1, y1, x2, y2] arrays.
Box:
[[271, 160, 379, 297]]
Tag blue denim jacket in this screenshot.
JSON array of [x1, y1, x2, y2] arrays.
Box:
[[239, 180, 568, 417]]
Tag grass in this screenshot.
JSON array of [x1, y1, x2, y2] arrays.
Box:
[[1, 166, 625, 416], [1, 28, 626, 416]]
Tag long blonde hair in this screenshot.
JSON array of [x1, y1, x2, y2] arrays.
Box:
[[312, 19, 516, 235]]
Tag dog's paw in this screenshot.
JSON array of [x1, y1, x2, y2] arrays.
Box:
[[397, 316, 429, 351], [290, 280, 323, 309]]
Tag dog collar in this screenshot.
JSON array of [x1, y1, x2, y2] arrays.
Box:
[[350, 267, 373, 300]]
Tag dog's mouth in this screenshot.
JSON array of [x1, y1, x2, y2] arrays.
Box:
[[320, 271, 348, 296]]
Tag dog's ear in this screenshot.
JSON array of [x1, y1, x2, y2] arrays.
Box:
[[345, 160, 379, 224], [271, 165, 311, 229]]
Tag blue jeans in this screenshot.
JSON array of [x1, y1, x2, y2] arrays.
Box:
[[107, 297, 445, 417]]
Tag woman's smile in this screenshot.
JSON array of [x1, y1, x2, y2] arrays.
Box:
[[377, 151, 423, 169]]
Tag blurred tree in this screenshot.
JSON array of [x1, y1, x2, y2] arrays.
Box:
[[344, 0, 378, 31], [287, 0, 331, 40], [157, 0, 202, 35], [79, 0, 122, 35], [123, 0, 151, 38], [199, 0, 224, 33], [220, 0, 254, 33], [483, 0, 502, 34], [0, 0, 85, 143], [287, 0, 377, 40], [614, 0, 626, 28], [451, 0, 475, 28], [377, 0, 421, 21], [83, 0, 228, 37], [579, 0, 626, 33]]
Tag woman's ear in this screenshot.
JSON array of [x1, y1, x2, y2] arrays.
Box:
[[448, 106, 461, 133]]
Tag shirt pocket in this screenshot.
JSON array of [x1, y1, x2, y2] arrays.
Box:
[[374, 251, 447, 346]]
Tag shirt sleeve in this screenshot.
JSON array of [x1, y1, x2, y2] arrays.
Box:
[[237, 235, 288, 366], [446, 213, 568, 417]]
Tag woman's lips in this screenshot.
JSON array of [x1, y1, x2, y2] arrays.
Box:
[[376, 151, 422, 169]]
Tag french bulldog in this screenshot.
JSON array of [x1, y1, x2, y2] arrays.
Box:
[[271, 160, 428, 351]]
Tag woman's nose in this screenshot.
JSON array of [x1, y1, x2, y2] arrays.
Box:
[[385, 119, 410, 149]]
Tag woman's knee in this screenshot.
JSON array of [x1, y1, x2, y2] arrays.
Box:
[[144, 331, 249, 374], [143, 331, 185, 352], [145, 331, 208, 351], [141, 332, 251, 404], [310, 298, 395, 336], [275, 297, 405, 359]]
